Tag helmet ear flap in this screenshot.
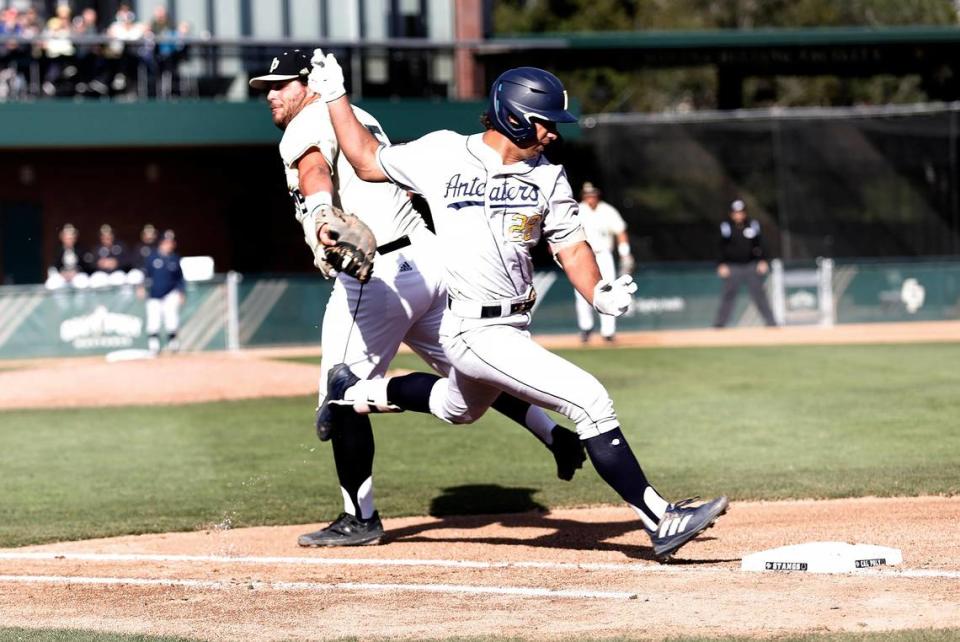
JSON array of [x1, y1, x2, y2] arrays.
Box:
[[488, 82, 538, 145]]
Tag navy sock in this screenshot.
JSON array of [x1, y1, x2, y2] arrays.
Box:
[[330, 411, 375, 518], [491, 393, 553, 444], [584, 427, 663, 526], [386, 372, 441, 413]]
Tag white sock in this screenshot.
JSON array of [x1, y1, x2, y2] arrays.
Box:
[[340, 477, 376, 519], [524, 406, 556, 444], [343, 379, 401, 414]]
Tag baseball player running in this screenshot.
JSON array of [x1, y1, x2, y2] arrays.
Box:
[[250, 50, 586, 547], [309, 52, 728, 561]]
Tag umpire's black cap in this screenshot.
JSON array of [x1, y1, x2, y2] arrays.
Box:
[[249, 49, 311, 90]]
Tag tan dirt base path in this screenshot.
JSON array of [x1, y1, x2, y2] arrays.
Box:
[[0, 498, 958, 641]]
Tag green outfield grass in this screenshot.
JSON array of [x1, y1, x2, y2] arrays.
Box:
[[0, 343, 958, 548]]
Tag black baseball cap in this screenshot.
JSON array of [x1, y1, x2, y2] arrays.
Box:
[[249, 49, 311, 90]]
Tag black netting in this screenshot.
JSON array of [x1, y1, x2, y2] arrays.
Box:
[[571, 106, 960, 261]]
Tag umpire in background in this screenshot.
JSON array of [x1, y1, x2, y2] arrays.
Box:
[[713, 199, 778, 328]]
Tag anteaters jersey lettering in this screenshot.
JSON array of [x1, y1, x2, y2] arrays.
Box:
[[376, 131, 584, 302], [279, 101, 424, 245]]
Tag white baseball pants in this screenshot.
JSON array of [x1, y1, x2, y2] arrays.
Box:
[[317, 240, 450, 405], [146, 291, 181, 335], [432, 312, 620, 439]]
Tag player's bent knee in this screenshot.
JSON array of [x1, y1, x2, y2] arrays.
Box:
[[429, 378, 485, 425], [571, 384, 619, 439], [435, 399, 481, 425]]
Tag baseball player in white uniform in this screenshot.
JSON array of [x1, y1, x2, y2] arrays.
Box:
[[250, 50, 586, 547], [309, 52, 728, 561], [574, 181, 634, 343]]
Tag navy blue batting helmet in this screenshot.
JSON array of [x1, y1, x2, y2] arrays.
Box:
[[486, 67, 577, 145]]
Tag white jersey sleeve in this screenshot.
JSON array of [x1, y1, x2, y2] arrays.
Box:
[[376, 130, 462, 194], [544, 168, 586, 251]]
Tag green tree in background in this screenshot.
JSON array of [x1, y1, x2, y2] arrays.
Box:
[[493, 0, 959, 112]]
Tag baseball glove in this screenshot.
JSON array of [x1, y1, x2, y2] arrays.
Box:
[[316, 206, 377, 283]]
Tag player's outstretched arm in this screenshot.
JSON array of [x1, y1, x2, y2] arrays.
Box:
[[555, 241, 602, 301], [556, 241, 636, 317], [308, 49, 387, 183]]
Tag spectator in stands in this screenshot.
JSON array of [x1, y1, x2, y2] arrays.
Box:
[[19, 6, 42, 39], [0, 7, 26, 99], [139, 229, 184, 354], [0, 3, 191, 100], [54, 223, 86, 282], [4, 6, 43, 94], [19, 5, 42, 58], [71, 6, 107, 96], [148, 5, 170, 37], [713, 199, 778, 328], [154, 19, 190, 96], [41, 2, 76, 96], [105, 3, 145, 94], [134, 223, 158, 269], [0, 8, 19, 38], [84, 224, 130, 274]]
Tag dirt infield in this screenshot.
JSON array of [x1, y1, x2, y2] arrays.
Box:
[[0, 498, 958, 640], [1, 321, 958, 640]]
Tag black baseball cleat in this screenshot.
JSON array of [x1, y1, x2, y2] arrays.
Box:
[[650, 495, 729, 562], [549, 426, 586, 481], [315, 363, 361, 441], [298, 511, 384, 547]]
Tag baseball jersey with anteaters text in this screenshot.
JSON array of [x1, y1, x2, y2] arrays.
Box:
[[280, 101, 424, 246], [375, 131, 585, 303]]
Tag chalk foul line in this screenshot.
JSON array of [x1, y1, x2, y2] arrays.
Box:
[[0, 574, 637, 600], [1, 551, 958, 578]]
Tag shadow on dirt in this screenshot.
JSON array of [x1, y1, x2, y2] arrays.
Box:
[[385, 484, 733, 564], [428, 484, 548, 516]]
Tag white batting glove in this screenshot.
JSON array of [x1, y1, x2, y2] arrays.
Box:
[[592, 274, 637, 317], [308, 48, 346, 102]]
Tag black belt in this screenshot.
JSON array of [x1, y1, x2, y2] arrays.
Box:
[[481, 298, 535, 318], [447, 296, 536, 318], [377, 235, 411, 255]]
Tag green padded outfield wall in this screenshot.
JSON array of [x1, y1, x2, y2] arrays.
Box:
[[0, 259, 956, 360], [0, 100, 492, 149]]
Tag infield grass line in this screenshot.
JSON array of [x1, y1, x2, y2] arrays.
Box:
[[2, 551, 958, 579], [0, 574, 638, 600]]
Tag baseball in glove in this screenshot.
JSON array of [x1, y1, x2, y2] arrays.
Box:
[[316, 206, 377, 283]]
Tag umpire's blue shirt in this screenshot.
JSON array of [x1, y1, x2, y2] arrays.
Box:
[[145, 251, 185, 299]]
